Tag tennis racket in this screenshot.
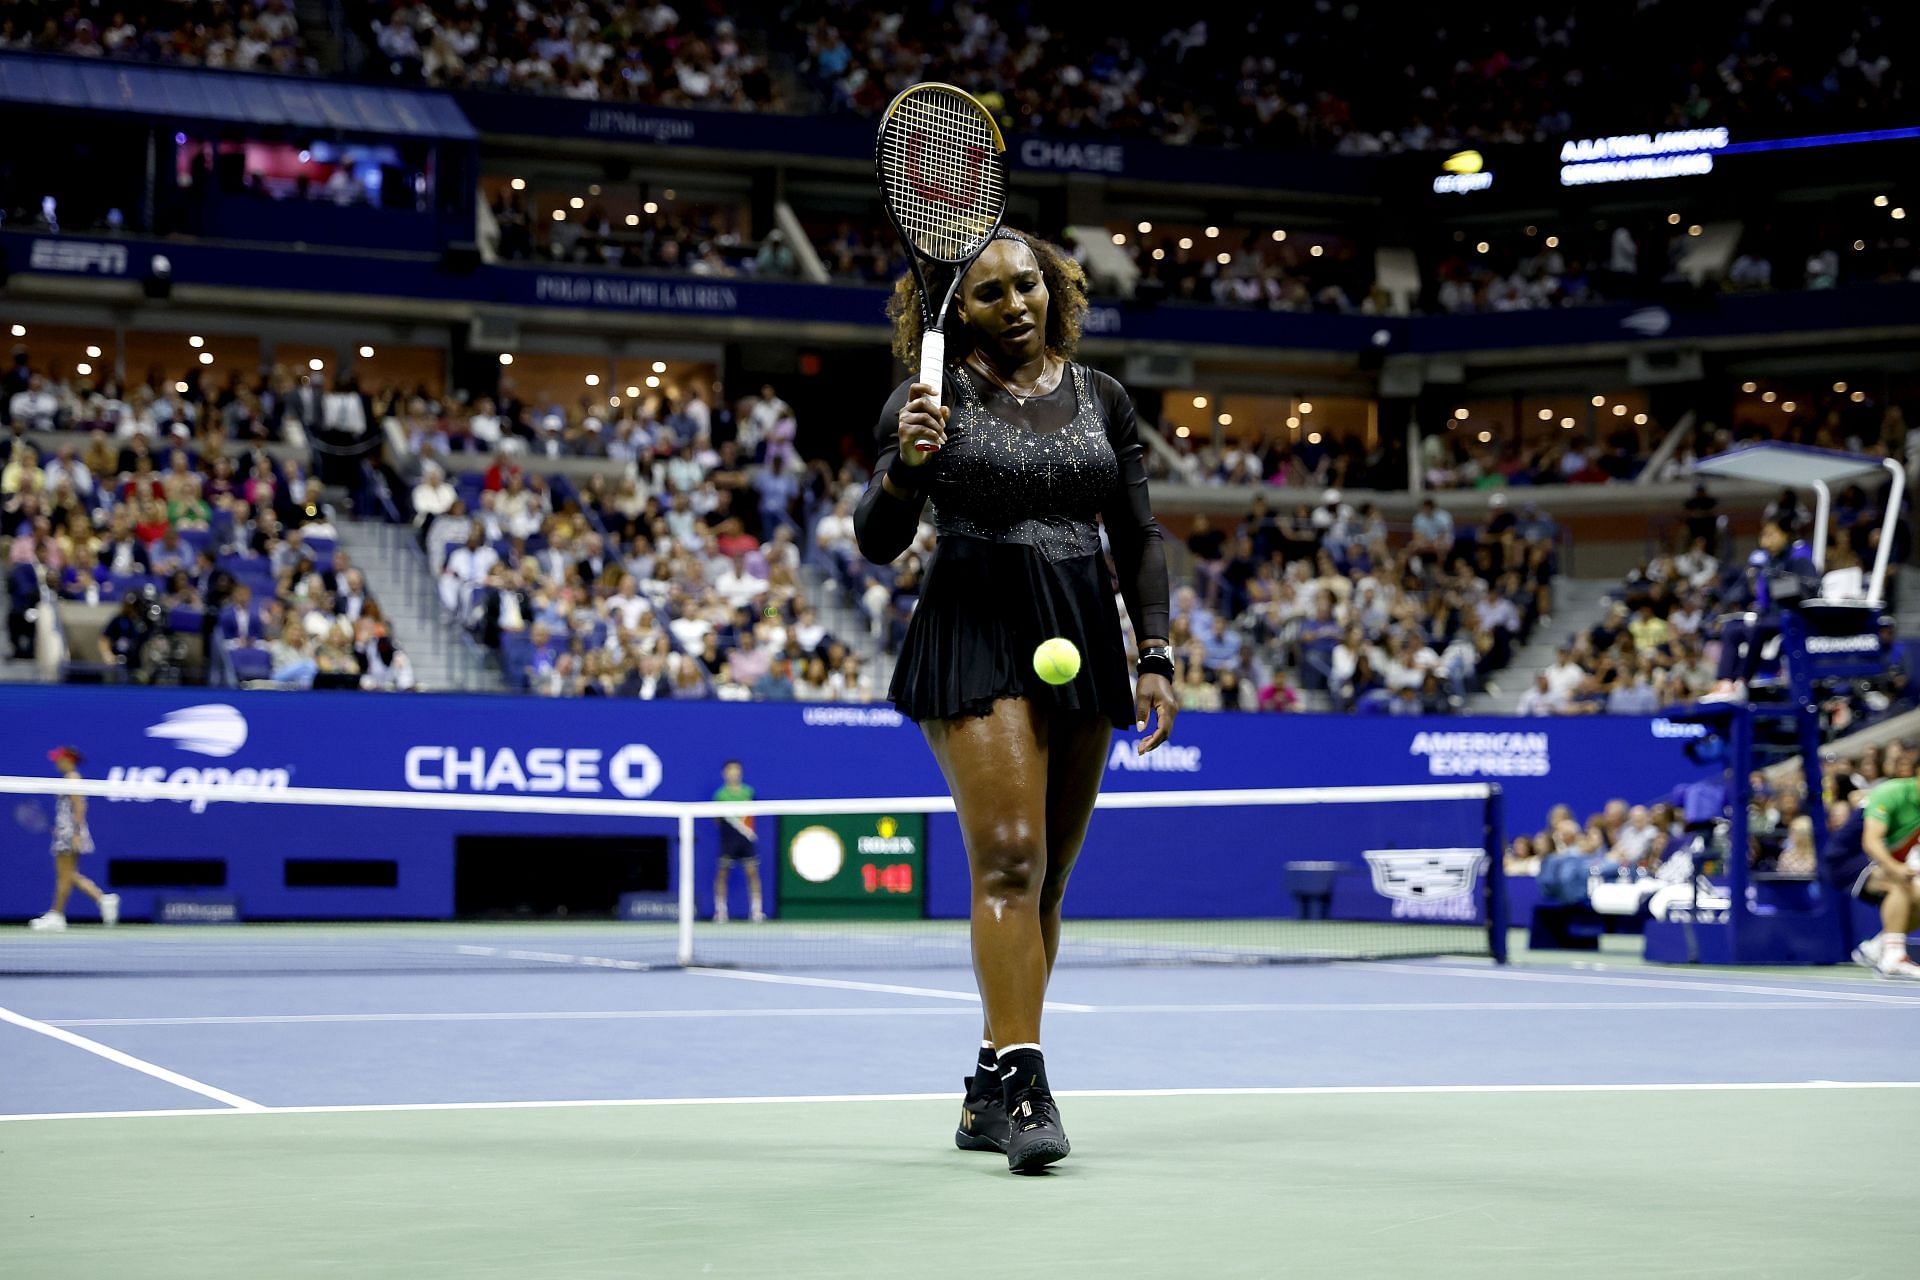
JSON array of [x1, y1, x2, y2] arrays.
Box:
[[875, 82, 1009, 445]]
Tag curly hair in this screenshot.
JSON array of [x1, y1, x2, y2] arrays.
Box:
[[886, 228, 1089, 370]]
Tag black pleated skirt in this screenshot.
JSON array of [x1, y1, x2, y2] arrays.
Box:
[[887, 534, 1135, 727]]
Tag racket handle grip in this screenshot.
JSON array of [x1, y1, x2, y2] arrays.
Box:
[[918, 330, 946, 411]]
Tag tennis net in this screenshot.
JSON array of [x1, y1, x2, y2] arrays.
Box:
[[0, 774, 1506, 976]]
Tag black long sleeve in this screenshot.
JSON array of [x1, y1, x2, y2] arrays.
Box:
[[1091, 372, 1170, 642], [853, 378, 932, 565]]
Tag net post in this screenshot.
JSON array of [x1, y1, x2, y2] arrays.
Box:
[[676, 810, 696, 967], [1485, 784, 1509, 964]]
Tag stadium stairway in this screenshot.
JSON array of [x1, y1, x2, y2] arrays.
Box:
[[333, 519, 503, 693], [1470, 577, 1617, 715]]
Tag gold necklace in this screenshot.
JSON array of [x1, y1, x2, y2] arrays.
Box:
[[971, 353, 1057, 406]]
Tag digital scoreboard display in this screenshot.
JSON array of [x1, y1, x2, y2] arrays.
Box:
[[777, 813, 926, 920]]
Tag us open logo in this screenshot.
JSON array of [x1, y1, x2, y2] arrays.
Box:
[[1362, 849, 1488, 922]]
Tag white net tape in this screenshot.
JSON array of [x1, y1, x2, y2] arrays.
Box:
[[879, 87, 1005, 264]]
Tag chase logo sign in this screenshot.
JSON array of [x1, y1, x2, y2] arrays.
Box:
[[1363, 848, 1487, 921], [1018, 139, 1124, 174], [403, 744, 663, 798]]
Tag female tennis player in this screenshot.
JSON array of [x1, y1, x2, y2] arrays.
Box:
[[28, 747, 119, 931], [854, 227, 1174, 1173]]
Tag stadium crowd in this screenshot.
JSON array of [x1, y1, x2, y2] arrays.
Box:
[[1, 346, 416, 691], [22, 3, 1913, 156], [1507, 739, 1914, 885]]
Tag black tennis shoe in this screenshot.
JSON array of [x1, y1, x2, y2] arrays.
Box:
[[955, 1074, 1009, 1152], [1004, 1085, 1070, 1174]]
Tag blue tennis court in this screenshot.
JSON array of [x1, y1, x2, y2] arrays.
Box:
[[4, 927, 1917, 1277]]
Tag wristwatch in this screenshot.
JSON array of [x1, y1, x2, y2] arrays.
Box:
[[1137, 643, 1175, 680]]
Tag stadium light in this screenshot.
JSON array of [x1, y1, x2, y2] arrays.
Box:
[[1834, 381, 1848, 393], [1851, 391, 1866, 403], [1309, 245, 1324, 257], [1307, 432, 1322, 444], [1544, 235, 1560, 248], [1524, 225, 1537, 236], [1591, 395, 1605, 407], [1178, 237, 1193, 250], [1152, 248, 1166, 260], [646, 375, 661, 388], [86, 345, 102, 358], [1634, 413, 1649, 425], [1613, 404, 1627, 416], [1286, 416, 1300, 429], [510, 178, 526, 191], [1175, 426, 1190, 438], [1560, 417, 1574, 428], [188, 335, 204, 348], [1875, 195, 1889, 207], [1478, 431, 1492, 443], [1667, 213, 1681, 225], [308, 358, 323, 371], [1782, 401, 1796, 412], [1192, 396, 1208, 408], [1298, 402, 1313, 414], [1111, 233, 1127, 245], [551, 210, 565, 221], [1761, 391, 1776, 403], [1475, 241, 1489, 253], [1894, 208, 1908, 220], [589, 184, 602, 196], [626, 385, 640, 398], [652, 361, 667, 373], [200, 353, 215, 366], [1271, 230, 1286, 242], [8, 325, 22, 337], [359, 346, 375, 358], [1687, 225, 1703, 237], [569, 197, 584, 210], [1204, 225, 1219, 237], [644, 201, 659, 214], [1537, 409, 1553, 421], [627, 214, 639, 226], [1741, 381, 1757, 393], [1216, 252, 1231, 265], [1137, 221, 1152, 234], [499, 354, 514, 366], [1453, 408, 1469, 420], [174, 381, 188, 393], [76, 362, 91, 376], [1854, 239, 1867, 251], [585, 374, 600, 386], [1218, 414, 1232, 426]]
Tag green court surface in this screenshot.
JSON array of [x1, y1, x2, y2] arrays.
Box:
[[1, 1087, 1907, 1278]]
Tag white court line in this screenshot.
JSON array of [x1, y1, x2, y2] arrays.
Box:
[[4, 1079, 1918, 1124], [41, 998, 1916, 1028], [0, 1003, 262, 1112], [1360, 961, 1920, 1005], [685, 966, 1098, 1013]]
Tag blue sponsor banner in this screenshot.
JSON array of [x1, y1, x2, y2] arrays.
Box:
[[0, 687, 1715, 924], [13, 230, 1914, 354]]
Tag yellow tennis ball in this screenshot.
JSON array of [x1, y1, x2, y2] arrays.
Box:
[[1033, 637, 1081, 685]]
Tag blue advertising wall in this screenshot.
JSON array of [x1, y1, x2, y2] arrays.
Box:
[[13, 230, 1917, 357], [0, 688, 1718, 925]]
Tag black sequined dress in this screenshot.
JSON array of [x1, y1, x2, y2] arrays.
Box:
[[853, 361, 1170, 725]]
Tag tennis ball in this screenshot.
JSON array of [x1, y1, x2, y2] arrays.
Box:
[[1033, 637, 1081, 685]]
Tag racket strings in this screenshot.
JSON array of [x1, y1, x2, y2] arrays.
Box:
[[880, 92, 1004, 262]]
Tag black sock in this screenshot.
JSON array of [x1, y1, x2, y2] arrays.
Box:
[[997, 1046, 1049, 1101], [975, 1042, 998, 1080]]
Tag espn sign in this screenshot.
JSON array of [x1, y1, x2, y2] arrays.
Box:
[[30, 239, 130, 275]]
